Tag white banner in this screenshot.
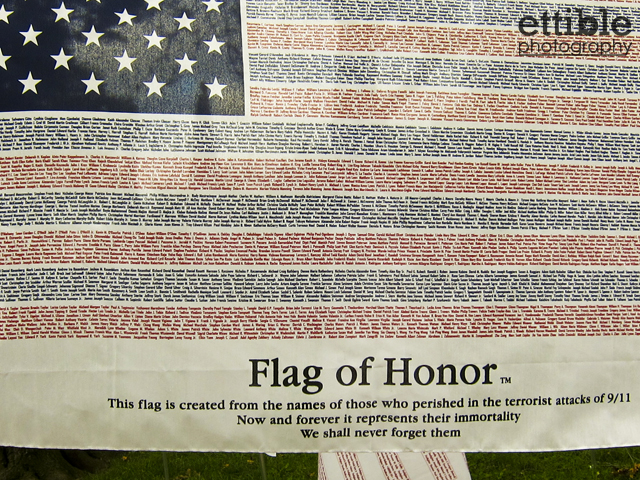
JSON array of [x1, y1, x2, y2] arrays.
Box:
[[0, 337, 638, 451]]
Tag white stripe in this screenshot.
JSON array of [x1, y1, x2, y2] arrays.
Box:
[[247, 49, 640, 67], [1, 152, 637, 166], [2, 300, 640, 307], [246, 18, 640, 35], [2, 187, 639, 201], [2, 264, 640, 271], [248, 81, 640, 98], [2, 225, 640, 235], [246, 19, 522, 30], [512, 0, 640, 8], [1, 111, 640, 133]]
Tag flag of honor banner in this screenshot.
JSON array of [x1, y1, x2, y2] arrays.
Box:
[[1, 0, 640, 453]]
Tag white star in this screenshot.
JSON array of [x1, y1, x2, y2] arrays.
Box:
[[82, 26, 104, 46], [51, 48, 73, 70], [0, 48, 9, 70], [52, 2, 73, 22], [174, 13, 195, 31], [144, 30, 165, 49], [202, 0, 223, 12], [114, 50, 136, 72], [0, 5, 13, 23], [20, 25, 42, 46], [19, 72, 41, 94], [143, 75, 165, 97], [144, 0, 163, 10], [82, 72, 104, 94], [175, 54, 197, 73], [115, 9, 136, 25], [204, 34, 225, 54], [205, 77, 226, 98]]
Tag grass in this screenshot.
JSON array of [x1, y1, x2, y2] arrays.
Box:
[[466, 448, 640, 480], [85, 452, 318, 480], [84, 448, 640, 479]]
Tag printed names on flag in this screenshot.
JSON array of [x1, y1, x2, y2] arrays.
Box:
[[0, 0, 639, 452]]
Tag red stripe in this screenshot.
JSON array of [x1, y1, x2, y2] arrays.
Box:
[[336, 453, 367, 480], [424, 453, 458, 480], [1, 305, 638, 340], [318, 455, 327, 480], [376, 453, 411, 480], [3, 232, 639, 266], [2, 155, 639, 196], [247, 23, 639, 61], [251, 87, 640, 126]]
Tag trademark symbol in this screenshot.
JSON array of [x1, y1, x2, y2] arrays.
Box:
[[501, 377, 512, 384]]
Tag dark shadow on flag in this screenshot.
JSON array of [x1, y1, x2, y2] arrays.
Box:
[[0, 0, 244, 115]]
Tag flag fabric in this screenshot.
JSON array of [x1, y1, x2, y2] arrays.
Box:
[[0, 0, 640, 452], [0, 0, 244, 114], [1, 0, 639, 339], [319, 452, 471, 480]]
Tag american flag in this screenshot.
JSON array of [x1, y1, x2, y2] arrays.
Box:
[[0, 0, 639, 451], [1, 0, 638, 339], [0, 0, 243, 114]]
